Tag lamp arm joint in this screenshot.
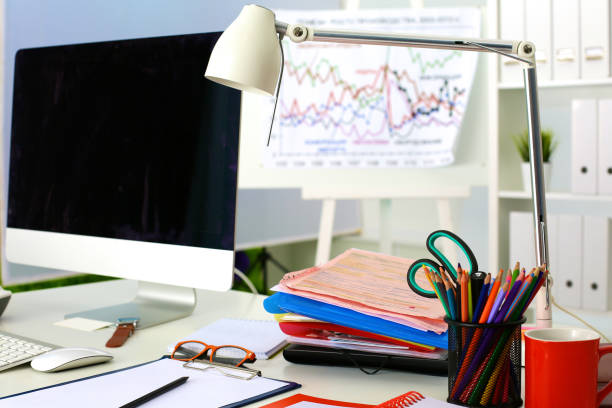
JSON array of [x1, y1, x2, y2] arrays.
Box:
[[286, 23, 312, 43]]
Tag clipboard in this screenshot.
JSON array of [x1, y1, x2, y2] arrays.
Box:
[[0, 357, 300, 407]]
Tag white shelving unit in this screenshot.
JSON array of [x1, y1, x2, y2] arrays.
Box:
[[488, 0, 612, 273], [499, 191, 612, 202]]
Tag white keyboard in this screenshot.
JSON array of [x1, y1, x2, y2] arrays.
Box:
[[0, 331, 58, 371]]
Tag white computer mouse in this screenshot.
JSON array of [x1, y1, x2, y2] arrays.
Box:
[[31, 347, 113, 372]]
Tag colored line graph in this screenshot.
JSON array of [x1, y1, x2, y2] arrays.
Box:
[[263, 8, 481, 168]]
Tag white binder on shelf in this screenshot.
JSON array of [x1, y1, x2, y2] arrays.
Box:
[[526, 0, 552, 81], [571, 99, 598, 194], [552, 0, 580, 80], [582, 216, 612, 311], [556, 214, 582, 309], [598, 99, 612, 194], [580, 0, 610, 79], [509, 212, 536, 271], [499, 0, 525, 84]]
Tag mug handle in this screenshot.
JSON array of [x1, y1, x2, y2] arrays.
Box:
[[597, 345, 612, 407]]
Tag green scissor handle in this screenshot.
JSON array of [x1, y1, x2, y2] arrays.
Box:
[[406, 230, 479, 298]]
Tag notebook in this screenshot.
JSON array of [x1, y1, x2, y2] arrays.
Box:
[[168, 318, 288, 359], [260, 391, 458, 407]]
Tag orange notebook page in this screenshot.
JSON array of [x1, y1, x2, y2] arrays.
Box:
[[276, 249, 445, 333]]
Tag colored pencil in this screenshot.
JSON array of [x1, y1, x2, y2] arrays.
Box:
[[516, 267, 541, 314], [463, 265, 473, 321], [504, 269, 534, 320], [503, 269, 513, 299], [435, 273, 450, 318], [487, 282, 508, 323], [444, 278, 457, 321], [440, 267, 456, 296], [495, 276, 523, 324], [509, 262, 520, 287], [523, 269, 548, 314], [479, 269, 503, 324], [425, 268, 451, 318]]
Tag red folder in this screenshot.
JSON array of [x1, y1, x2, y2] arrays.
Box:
[[278, 321, 435, 352]]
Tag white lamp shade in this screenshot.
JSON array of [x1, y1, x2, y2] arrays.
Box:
[[205, 5, 281, 96]]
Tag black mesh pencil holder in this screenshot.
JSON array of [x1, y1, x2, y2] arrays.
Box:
[[445, 317, 526, 408]]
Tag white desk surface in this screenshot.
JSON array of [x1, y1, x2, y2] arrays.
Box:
[[0, 280, 448, 406]]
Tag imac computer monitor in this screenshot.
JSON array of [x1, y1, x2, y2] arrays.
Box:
[[6, 32, 241, 327]]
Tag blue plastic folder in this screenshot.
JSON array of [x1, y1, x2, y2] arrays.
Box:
[[264, 292, 447, 349]]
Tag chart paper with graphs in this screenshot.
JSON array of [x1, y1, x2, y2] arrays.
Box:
[[263, 8, 481, 169]]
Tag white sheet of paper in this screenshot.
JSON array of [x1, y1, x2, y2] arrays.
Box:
[[53, 317, 112, 331], [0, 358, 292, 407]]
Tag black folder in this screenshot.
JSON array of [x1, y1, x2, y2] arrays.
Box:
[[283, 344, 448, 376]]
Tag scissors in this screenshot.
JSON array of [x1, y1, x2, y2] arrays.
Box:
[[407, 230, 478, 298]]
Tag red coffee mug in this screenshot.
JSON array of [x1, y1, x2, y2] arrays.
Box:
[[525, 328, 612, 408]]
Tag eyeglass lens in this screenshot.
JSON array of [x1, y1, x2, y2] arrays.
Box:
[[174, 342, 248, 366]]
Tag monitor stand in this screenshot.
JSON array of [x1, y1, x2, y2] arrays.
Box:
[[65, 281, 196, 329]]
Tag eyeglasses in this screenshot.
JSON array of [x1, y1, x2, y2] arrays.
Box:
[[170, 340, 256, 367]]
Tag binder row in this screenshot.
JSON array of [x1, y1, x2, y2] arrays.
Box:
[[572, 99, 612, 195], [510, 211, 612, 311], [500, 0, 610, 83]]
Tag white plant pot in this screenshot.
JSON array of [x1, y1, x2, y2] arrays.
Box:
[[521, 162, 551, 191]]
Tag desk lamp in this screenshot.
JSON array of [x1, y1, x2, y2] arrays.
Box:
[[205, 5, 552, 327]]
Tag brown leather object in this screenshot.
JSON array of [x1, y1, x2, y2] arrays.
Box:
[[105, 323, 135, 348]]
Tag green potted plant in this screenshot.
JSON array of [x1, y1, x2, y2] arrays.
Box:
[[513, 129, 557, 191]]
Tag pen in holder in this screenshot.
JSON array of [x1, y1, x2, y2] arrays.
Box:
[[446, 317, 525, 408]]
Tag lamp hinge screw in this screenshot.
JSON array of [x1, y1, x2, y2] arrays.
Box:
[[293, 27, 304, 37], [523, 44, 533, 54]]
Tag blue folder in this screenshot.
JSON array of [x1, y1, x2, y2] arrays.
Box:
[[264, 292, 448, 349]]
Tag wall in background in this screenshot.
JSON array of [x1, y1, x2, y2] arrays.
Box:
[[1, 0, 494, 288]]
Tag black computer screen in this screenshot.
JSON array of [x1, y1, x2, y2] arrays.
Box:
[[7, 32, 240, 250]]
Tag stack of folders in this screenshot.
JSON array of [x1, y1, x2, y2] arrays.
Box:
[[263, 249, 448, 371]]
